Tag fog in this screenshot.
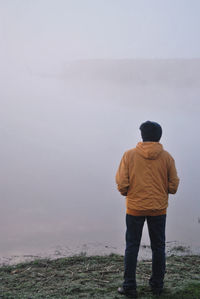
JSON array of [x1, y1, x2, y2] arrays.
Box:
[[1, 59, 200, 259], [0, 1, 200, 260]]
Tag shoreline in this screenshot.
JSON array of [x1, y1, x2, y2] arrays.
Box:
[[1, 240, 200, 267]]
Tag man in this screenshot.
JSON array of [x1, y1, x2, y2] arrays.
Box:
[[116, 121, 179, 298]]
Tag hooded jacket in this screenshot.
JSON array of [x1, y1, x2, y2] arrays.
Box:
[[116, 142, 179, 216]]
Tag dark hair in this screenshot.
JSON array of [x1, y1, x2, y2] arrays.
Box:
[[140, 121, 162, 142]]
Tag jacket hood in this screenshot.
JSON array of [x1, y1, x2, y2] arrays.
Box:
[[136, 142, 163, 160]]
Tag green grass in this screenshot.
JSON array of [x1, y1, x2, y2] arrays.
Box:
[[0, 254, 200, 298]]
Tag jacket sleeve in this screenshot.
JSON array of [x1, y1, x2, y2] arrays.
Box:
[[168, 157, 179, 194], [115, 152, 129, 196]]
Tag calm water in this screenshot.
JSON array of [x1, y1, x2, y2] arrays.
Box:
[[1, 60, 200, 263]]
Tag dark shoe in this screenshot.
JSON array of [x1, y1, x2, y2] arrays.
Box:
[[149, 280, 163, 296], [118, 287, 138, 298], [151, 287, 163, 296]]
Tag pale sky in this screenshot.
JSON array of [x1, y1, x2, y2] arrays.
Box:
[[0, 0, 200, 72]]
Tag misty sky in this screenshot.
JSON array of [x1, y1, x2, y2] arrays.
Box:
[[0, 1, 200, 258], [1, 0, 200, 70]]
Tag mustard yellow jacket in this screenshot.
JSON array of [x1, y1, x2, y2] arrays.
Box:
[[116, 142, 179, 216]]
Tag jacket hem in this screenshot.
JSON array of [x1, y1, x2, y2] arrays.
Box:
[[126, 208, 167, 216]]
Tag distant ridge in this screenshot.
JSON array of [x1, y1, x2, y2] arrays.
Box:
[[63, 59, 200, 88]]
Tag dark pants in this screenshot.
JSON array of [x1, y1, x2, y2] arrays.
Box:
[[123, 214, 166, 290]]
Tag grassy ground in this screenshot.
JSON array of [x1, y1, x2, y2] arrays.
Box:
[[0, 254, 200, 298]]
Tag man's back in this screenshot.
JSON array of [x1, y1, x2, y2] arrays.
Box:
[[116, 141, 179, 216]]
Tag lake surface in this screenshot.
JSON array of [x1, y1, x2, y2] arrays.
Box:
[[1, 59, 200, 264]]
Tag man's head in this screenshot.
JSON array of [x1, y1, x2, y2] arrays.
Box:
[[140, 121, 162, 142]]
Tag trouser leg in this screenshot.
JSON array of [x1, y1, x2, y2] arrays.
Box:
[[147, 215, 166, 289], [123, 214, 145, 290]]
